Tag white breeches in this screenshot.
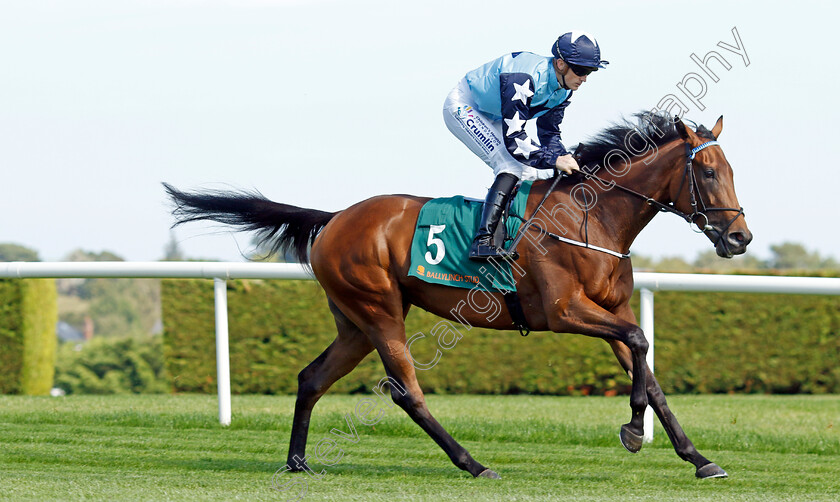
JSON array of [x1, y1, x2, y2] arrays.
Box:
[[442, 78, 553, 182]]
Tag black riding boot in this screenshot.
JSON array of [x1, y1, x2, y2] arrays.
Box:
[[469, 173, 519, 260]]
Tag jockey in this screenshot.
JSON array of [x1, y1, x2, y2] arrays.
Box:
[[443, 31, 608, 260]]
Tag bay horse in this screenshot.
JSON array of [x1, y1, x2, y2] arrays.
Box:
[[164, 112, 751, 480]]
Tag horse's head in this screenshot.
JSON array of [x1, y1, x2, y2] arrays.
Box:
[[672, 116, 752, 258]]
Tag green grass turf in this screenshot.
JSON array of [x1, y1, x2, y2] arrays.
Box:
[[1, 394, 838, 501]]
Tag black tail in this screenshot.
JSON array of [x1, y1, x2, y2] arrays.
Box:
[[163, 183, 336, 265]]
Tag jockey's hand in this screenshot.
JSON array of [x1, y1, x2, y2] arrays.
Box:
[[555, 154, 580, 175]]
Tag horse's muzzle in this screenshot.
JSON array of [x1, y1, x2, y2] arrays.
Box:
[[714, 228, 752, 258]]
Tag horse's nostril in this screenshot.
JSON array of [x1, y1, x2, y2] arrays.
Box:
[[727, 231, 752, 247]]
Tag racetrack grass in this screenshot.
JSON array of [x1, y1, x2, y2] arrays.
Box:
[[1, 394, 838, 501]]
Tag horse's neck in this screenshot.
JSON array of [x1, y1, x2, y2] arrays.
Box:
[[582, 141, 685, 252]]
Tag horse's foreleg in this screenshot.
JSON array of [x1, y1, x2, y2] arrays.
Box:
[[552, 296, 650, 452], [607, 339, 728, 479], [286, 300, 374, 471]]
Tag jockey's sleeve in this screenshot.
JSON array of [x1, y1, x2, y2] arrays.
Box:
[[536, 99, 571, 165], [499, 73, 570, 169]]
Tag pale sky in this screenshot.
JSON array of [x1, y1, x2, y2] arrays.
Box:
[[1, 0, 836, 263]]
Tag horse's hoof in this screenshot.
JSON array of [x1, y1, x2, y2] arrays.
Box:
[[619, 424, 644, 453], [478, 468, 501, 479], [696, 463, 728, 479]]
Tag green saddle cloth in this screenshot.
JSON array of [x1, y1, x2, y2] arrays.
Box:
[[408, 181, 532, 292]]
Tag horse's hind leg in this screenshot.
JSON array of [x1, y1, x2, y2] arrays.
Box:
[[606, 316, 727, 478], [286, 299, 374, 471], [324, 289, 497, 478], [372, 333, 499, 478]]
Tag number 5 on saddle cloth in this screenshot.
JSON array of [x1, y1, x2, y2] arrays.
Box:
[[408, 181, 533, 293]]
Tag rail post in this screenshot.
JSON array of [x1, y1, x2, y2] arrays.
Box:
[[214, 278, 232, 426], [640, 287, 655, 442]]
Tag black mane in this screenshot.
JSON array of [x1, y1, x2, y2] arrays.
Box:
[[577, 111, 715, 168]]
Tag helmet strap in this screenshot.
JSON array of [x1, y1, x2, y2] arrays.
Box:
[[555, 59, 571, 90]]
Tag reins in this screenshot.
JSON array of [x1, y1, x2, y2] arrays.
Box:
[[505, 171, 567, 255], [508, 139, 745, 259]]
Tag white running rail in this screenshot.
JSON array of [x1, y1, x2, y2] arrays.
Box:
[[3, 262, 840, 436], [1, 262, 311, 426]]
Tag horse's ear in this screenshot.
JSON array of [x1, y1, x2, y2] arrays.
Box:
[[673, 116, 691, 140], [711, 115, 723, 139]]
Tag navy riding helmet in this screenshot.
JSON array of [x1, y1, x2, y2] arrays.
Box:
[[552, 31, 609, 69]]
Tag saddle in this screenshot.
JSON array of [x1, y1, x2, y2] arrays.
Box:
[[407, 182, 535, 334], [407, 182, 533, 291]]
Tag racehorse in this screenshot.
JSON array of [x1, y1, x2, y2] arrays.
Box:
[[164, 112, 751, 480]]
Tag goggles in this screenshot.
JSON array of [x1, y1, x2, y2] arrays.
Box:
[[566, 61, 597, 77]]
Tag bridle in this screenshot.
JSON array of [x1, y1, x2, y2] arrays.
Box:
[[579, 139, 744, 251], [681, 141, 745, 253], [509, 138, 745, 258]]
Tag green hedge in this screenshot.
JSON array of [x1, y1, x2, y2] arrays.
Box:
[[162, 279, 840, 395], [0, 279, 58, 395], [162, 280, 384, 394], [54, 335, 168, 395]]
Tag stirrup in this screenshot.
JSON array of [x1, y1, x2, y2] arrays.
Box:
[[469, 241, 519, 261], [468, 237, 495, 261]]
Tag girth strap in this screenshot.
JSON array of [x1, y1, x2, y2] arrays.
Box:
[[503, 291, 531, 336]]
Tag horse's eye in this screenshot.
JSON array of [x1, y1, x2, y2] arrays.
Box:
[[704, 169, 715, 179]]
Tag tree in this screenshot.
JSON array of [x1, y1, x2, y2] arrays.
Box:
[[0, 243, 40, 261], [53, 335, 168, 394], [162, 231, 185, 261], [768, 242, 823, 270], [57, 249, 160, 337], [652, 256, 693, 272], [820, 256, 839, 270], [64, 249, 124, 262], [629, 254, 655, 270], [693, 250, 766, 271], [247, 235, 296, 262], [57, 249, 125, 298]]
